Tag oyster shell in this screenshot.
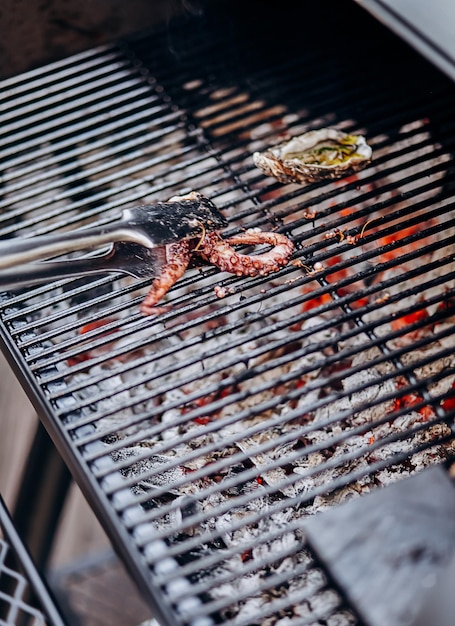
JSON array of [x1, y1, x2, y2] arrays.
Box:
[[253, 128, 372, 184]]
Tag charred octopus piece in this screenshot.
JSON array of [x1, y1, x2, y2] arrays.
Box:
[[140, 240, 192, 315], [140, 228, 294, 315]]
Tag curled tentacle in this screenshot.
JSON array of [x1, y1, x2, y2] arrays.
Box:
[[140, 229, 294, 315], [198, 230, 294, 277], [140, 240, 192, 315]]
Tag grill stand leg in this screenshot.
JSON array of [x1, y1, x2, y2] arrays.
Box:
[[12, 421, 72, 571]]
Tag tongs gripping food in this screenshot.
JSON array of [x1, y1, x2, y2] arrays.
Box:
[[0, 193, 228, 289]]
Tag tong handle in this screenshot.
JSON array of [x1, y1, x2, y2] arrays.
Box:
[[0, 222, 148, 271], [0, 194, 228, 271], [0, 243, 164, 290]]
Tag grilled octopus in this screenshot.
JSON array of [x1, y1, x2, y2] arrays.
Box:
[[141, 229, 294, 315]]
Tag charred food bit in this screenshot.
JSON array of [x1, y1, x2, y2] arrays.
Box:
[[253, 128, 372, 184], [140, 227, 294, 315], [214, 285, 228, 299]]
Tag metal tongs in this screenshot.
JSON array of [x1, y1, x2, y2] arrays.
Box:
[[0, 194, 228, 289]]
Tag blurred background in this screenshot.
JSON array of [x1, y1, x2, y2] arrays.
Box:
[[0, 0, 204, 78]]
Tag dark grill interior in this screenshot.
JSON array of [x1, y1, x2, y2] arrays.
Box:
[[1, 2, 455, 625]]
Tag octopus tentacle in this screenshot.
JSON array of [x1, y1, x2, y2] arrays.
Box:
[[140, 229, 294, 315], [140, 240, 192, 315], [198, 230, 294, 277]]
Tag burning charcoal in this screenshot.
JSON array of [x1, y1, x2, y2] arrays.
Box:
[[235, 437, 300, 497], [70, 370, 136, 434], [161, 407, 183, 441], [112, 447, 186, 495], [160, 495, 203, 536], [215, 483, 269, 548], [178, 495, 201, 520]]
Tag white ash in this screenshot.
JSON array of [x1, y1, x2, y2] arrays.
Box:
[[71, 369, 136, 435], [111, 447, 186, 491], [74, 294, 454, 625], [59, 279, 454, 626]]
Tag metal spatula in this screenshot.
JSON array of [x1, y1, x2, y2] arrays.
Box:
[[0, 193, 227, 289]]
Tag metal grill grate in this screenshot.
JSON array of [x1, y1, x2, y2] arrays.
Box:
[[0, 496, 65, 626], [1, 2, 455, 625]]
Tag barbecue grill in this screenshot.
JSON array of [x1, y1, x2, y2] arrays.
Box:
[[1, 1, 455, 625]]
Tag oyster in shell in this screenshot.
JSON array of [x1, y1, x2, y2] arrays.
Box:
[[253, 128, 372, 184]]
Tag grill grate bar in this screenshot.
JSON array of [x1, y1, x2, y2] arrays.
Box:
[[69, 273, 454, 447], [29, 210, 453, 391], [2, 190, 452, 329], [2, 36, 452, 224], [95, 350, 454, 533], [3, 67, 447, 199], [133, 434, 454, 602], [102, 336, 455, 515], [0, 95, 452, 270], [151, 35, 449, 132], [276, 159, 453, 235], [154, 526, 316, 590], [2, 128, 193, 219], [104, 361, 454, 503], [12, 279, 146, 339], [0, 44, 119, 91], [8, 105, 448, 241], [0, 88, 158, 166], [187, 76, 442, 144], [1, 114, 169, 192], [99, 288, 455, 488], [149, 398, 444, 583], [115, 407, 453, 545], [135, 413, 454, 555], [0, 75, 152, 145], [0, 102, 166, 184], [0, 137, 236, 239], [29, 267, 450, 410], [9, 145, 453, 350], [0, 113, 188, 207], [204, 131, 454, 240], [175, 560, 328, 623], [1, 60, 137, 124], [60, 364, 455, 502], [224, 610, 350, 626], [33, 251, 453, 432]]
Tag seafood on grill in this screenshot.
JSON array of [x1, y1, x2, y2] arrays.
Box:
[[140, 208, 295, 315], [253, 128, 372, 184]]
